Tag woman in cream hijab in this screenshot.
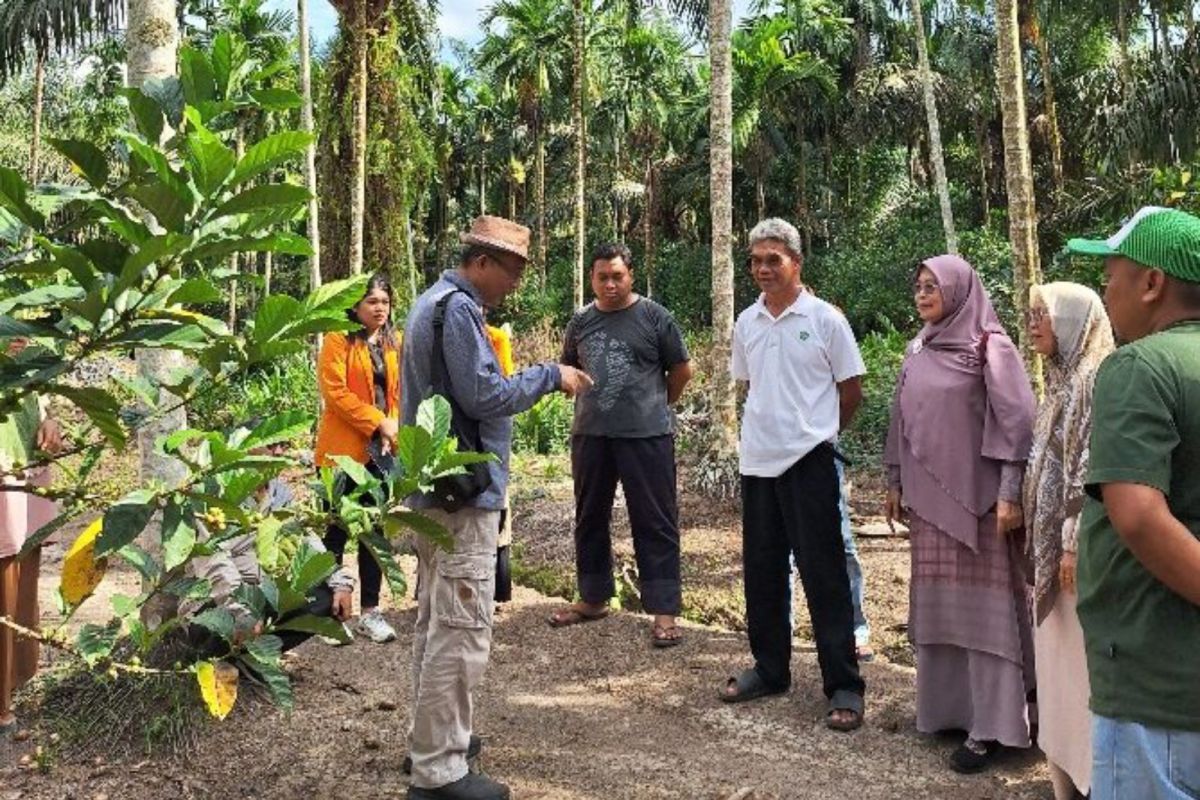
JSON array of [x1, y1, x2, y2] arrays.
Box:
[[1023, 283, 1115, 799]]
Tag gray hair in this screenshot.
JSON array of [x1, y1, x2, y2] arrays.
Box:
[[748, 218, 803, 259]]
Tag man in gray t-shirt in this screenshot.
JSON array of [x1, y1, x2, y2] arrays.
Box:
[[548, 243, 693, 647]]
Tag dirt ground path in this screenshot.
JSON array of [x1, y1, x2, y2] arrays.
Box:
[[3, 586, 1050, 800]]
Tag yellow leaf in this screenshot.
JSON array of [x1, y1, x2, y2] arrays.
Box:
[[196, 661, 239, 720], [61, 519, 107, 606]]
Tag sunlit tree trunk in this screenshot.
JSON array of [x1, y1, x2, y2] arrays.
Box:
[[229, 123, 245, 327], [572, 0, 586, 309], [709, 0, 738, 457], [643, 156, 655, 298], [28, 51, 45, 184], [535, 110, 547, 281], [996, 0, 1043, 368], [911, 0, 958, 254], [127, 0, 185, 629], [298, 0, 321, 293], [1032, 10, 1064, 195], [348, 0, 368, 275]]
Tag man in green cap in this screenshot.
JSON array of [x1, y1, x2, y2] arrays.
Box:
[[1068, 206, 1200, 800]]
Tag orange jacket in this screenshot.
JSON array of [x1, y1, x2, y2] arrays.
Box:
[[314, 331, 400, 468], [486, 324, 514, 377]]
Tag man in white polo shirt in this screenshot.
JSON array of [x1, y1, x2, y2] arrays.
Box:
[[718, 217, 867, 732]]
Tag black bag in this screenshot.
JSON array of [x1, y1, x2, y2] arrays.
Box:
[[430, 290, 493, 512]]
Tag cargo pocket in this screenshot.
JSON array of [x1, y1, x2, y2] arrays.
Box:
[[435, 553, 494, 630]]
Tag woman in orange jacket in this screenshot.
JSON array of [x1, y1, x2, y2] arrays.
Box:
[[314, 273, 401, 643]]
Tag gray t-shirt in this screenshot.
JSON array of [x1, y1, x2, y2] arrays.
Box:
[[562, 297, 689, 438]]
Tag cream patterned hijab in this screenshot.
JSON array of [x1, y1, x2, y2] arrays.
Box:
[[1023, 282, 1115, 622]]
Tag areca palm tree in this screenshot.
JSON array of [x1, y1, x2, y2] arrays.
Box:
[[0, 0, 124, 182], [477, 0, 572, 280], [908, 0, 957, 252]]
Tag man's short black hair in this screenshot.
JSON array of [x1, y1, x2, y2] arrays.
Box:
[[590, 242, 633, 271], [461, 243, 504, 267]]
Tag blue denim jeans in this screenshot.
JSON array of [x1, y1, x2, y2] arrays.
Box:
[[790, 460, 870, 647], [1092, 714, 1200, 800], [837, 461, 870, 647]]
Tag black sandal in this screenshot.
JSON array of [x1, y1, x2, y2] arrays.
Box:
[[718, 668, 787, 704], [949, 738, 999, 774]]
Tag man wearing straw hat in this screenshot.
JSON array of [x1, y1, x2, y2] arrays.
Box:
[[400, 215, 592, 800]]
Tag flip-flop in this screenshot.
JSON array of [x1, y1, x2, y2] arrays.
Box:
[[651, 623, 682, 648], [546, 606, 609, 628], [718, 668, 787, 704]]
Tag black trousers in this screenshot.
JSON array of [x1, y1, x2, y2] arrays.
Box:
[[741, 443, 864, 701], [323, 461, 386, 609], [571, 434, 681, 615]]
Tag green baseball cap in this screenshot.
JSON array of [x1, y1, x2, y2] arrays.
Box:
[[1068, 206, 1200, 284]]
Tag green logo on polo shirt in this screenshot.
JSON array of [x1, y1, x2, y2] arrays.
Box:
[[797, 330, 811, 341]]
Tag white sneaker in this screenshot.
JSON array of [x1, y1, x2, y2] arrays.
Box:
[[356, 610, 397, 643]]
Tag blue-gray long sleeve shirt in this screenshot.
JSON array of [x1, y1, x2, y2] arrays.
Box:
[[401, 270, 561, 511]]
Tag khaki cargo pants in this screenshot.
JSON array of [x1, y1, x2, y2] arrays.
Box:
[[408, 506, 501, 789]]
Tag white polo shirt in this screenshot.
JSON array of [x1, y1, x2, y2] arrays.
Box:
[[731, 291, 866, 477]]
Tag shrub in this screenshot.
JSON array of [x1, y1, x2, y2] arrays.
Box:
[[189, 351, 319, 436], [841, 325, 908, 467], [513, 393, 573, 454]]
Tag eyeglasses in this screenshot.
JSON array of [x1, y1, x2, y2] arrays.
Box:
[[912, 281, 940, 297], [1025, 307, 1049, 325], [748, 253, 789, 271]]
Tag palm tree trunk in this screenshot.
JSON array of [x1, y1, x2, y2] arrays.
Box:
[[709, 0, 738, 458], [572, 0, 586, 309], [348, 0, 368, 276], [298, 0, 321, 290], [796, 139, 811, 257], [28, 51, 45, 184], [976, 115, 991, 223], [1116, 0, 1132, 96], [229, 122, 245, 328], [995, 0, 1042, 367], [1034, 13, 1064, 195], [127, 0, 184, 630], [535, 110, 547, 281], [263, 250, 273, 296], [643, 156, 654, 298], [911, 0, 958, 254], [479, 151, 487, 215]]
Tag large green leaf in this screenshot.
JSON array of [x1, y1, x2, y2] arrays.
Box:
[[124, 137, 193, 212], [395, 425, 432, 478], [161, 502, 197, 571], [166, 277, 223, 305], [384, 510, 454, 551], [361, 530, 408, 598], [211, 184, 310, 220], [189, 232, 313, 263], [230, 131, 313, 187], [0, 315, 66, 339], [184, 117, 236, 199], [289, 548, 336, 595], [251, 293, 302, 343], [0, 167, 45, 230], [141, 77, 186, 130], [40, 240, 97, 290], [96, 489, 158, 557], [180, 46, 217, 107], [274, 614, 350, 643], [48, 385, 125, 448], [417, 395, 452, 445], [247, 88, 302, 111], [119, 233, 192, 295], [0, 284, 85, 315], [128, 181, 190, 233], [17, 510, 75, 558], [301, 275, 368, 316], [242, 635, 292, 709], [241, 411, 315, 450], [211, 31, 236, 98], [120, 89, 164, 144], [192, 607, 236, 642], [77, 621, 121, 666], [117, 543, 162, 582], [47, 138, 110, 189]]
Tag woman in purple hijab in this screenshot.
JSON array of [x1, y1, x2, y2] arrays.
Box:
[[883, 255, 1037, 774]]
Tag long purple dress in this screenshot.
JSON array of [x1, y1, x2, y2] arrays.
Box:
[[884, 255, 1037, 748]]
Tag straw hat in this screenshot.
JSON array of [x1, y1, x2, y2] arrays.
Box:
[[460, 215, 531, 262]]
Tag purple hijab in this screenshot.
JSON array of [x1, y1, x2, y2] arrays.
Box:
[[884, 255, 1035, 549]]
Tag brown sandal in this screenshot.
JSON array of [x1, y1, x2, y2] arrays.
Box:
[[652, 623, 682, 648]]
